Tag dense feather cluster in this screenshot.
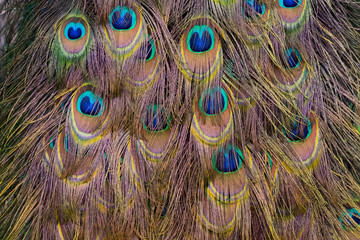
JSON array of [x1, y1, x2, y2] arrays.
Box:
[[0, 0, 360, 239]]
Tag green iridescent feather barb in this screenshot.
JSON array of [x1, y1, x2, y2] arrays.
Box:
[[0, 0, 359, 239]]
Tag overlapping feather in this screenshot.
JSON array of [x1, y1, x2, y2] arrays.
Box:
[[0, 0, 360, 239]]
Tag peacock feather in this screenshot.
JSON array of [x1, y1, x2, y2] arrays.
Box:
[[0, 0, 360, 239]]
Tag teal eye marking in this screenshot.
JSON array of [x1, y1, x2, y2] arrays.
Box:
[[279, 0, 302, 9], [187, 25, 215, 53], [49, 137, 55, 149], [139, 37, 156, 61], [243, 0, 266, 19], [283, 117, 311, 142], [339, 208, 360, 229], [77, 91, 105, 117], [110, 6, 137, 31], [285, 48, 302, 69], [143, 105, 171, 132], [64, 133, 69, 152], [145, 38, 156, 61], [64, 22, 86, 41], [199, 87, 228, 116], [212, 145, 244, 173], [267, 152, 273, 170]]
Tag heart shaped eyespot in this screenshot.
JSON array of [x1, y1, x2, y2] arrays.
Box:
[[69, 85, 109, 142], [77, 91, 104, 117], [56, 15, 91, 56], [180, 18, 223, 82], [187, 25, 215, 53], [64, 22, 86, 40], [110, 6, 137, 31], [104, 4, 145, 58]]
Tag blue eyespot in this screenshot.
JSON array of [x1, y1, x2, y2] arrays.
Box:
[[283, 117, 311, 142], [110, 6, 137, 30], [143, 105, 170, 132], [64, 22, 86, 40], [285, 48, 301, 69], [339, 208, 360, 229], [199, 87, 228, 116], [77, 91, 104, 117], [139, 37, 156, 61], [213, 145, 244, 173], [187, 25, 215, 53], [279, 0, 302, 8], [243, 0, 266, 19]]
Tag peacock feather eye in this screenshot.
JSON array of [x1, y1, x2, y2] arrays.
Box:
[[104, 4, 145, 59], [126, 34, 160, 89], [213, 145, 244, 173], [55, 129, 102, 184], [199, 87, 228, 116], [180, 17, 223, 82], [143, 105, 170, 132], [274, 47, 308, 92], [187, 25, 215, 53], [64, 22, 86, 41], [285, 48, 301, 69], [243, 0, 265, 19], [277, 0, 308, 30], [279, 0, 302, 8], [283, 112, 321, 169], [69, 84, 109, 143], [284, 117, 311, 142], [339, 208, 360, 229], [76, 91, 104, 117], [138, 36, 156, 61], [206, 146, 251, 207], [109, 6, 137, 31], [191, 84, 233, 145], [56, 15, 91, 56], [138, 105, 175, 162]]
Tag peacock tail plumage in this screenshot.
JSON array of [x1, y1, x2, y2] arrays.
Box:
[[0, 0, 360, 239]]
